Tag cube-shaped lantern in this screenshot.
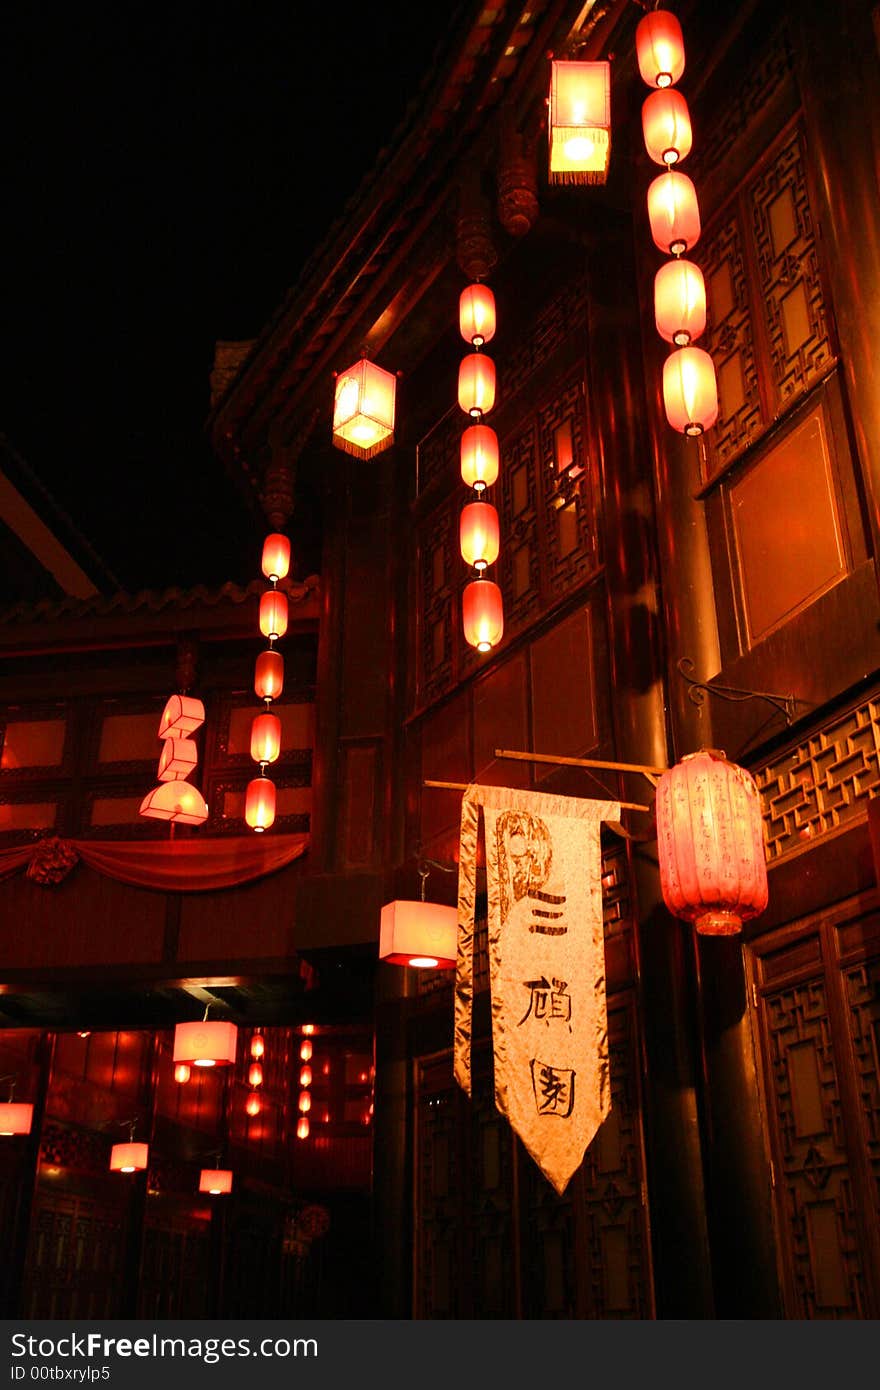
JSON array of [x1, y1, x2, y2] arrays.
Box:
[[548, 60, 611, 185], [157, 738, 198, 782], [332, 358, 396, 459], [173, 1020, 238, 1068], [110, 1142, 149, 1173], [199, 1168, 233, 1195], [159, 694, 205, 739], [379, 899, 458, 969], [0, 1102, 33, 1135]]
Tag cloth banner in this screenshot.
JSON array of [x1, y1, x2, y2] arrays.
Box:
[[454, 783, 619, 1195]]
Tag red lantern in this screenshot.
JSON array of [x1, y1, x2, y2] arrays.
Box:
[[139, 781, 209, 826], [199, 1169, 233, 1195], [259, 589, 288, 641], [246, 1093, 261, 1118], [298, 1090, 312, 1114], [173, 1021, 238, 1068], [459, 284, 496, 347], [459, 501, 500, 572], [248, 1062, 263, 1088], [110, 1142, 149, 1173], [379, 900, 458, 969], [636, 9, 686, 89], [458, 354, 496, 418], [663, 346, 718, 436], [462, 579, 504, 652], [299, 1039, 313, 1061], [157, 738, 198, 782], [548, 60, 611, 184], [250, 712, 281, 766], [173, 1063, 191, 1084], [254, 649, 284, 701], [297, 1116, 310, 1140], [460, 424, 499, 491], [261, 533, 290, 583], [654, 259, 706, 345], [302, 1023, 315, 1035], [0, 1102, 33, 1135], [647, 170, 701, 255], [250, 1034, 265, 1059], [332, 358, 396, 459], [158, 694, 205, 739], [245, 776, 276, 833], [656, 750, 768, 936], [642, 88, 692, 166], [299, 1065, 312, 1088]]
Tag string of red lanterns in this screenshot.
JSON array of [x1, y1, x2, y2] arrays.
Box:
[[246, 533, 290, 833], [637, 8, 717, 438], [458, 280, 504, 652], [297, 1029, 312, 1139]]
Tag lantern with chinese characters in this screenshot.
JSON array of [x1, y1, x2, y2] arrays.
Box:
[[462, 579, 504, 652], [379, 899, 458, 969], [259, 589, 288, 641], [0, 1102, 33, 1136], [254, 650, 284, 702], [110, 1142, 149, 1173], [663, 346, 718, 436], [548, 60, 611, 184], [199, 1169, 233, 1195], [250, 712, 281, 767], [654, 259, 706, 346], [459, 284, 496, 346], [261, 533, 290, 583], [647, 170, 701, 255], [458, 354, 496, 418], [173, 1020, 238, 1069], [461, 424, 499, 491], [642, 88, 692, 166], [655, 749, 768, 936], [460, 501, 500, 571], [245, 776, 276, 833], [332, 358, 396, 459], [636, 8, 685, 89]]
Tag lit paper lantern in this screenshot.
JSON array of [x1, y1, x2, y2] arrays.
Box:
[[0, 1102, 33, 1135], [654, 259, 706, 345], [299, 1039, 313, 1061], [642, 88, 692, 166], [663, 346, 718, 436], [250, 1034, 265, 1059], [332, 358, 396, 459], [636, 9, 685, 89], [199, 1168, 233, 1195], [245, 775, 276, 833], [302, 1024, 315, 1035], [139, 781, 209, 826], [250, 712, 281, 766], [655, 749, 768, 936], [159, 695, 205, 739], [174, 1064, 191, 1084], [254, 649, 284, 701], [379, 899, 458, 969], [261, 533, 291, 583], [462, 579, 504, 652], [297, 1116, 310, 1140], [259, 589, 288, 641], [548, 60, 611, 184], [647, 170, 701, 255], [248, 1063, 263, 1088], [157, 738, 198, 782], [246, 1093, 261, 1117], [460, 501, 500, 571], [173, 1021, 238, 1068], [461, 424, 499, 491], [110, 1142, 149, 1173], [299, 1066, 312, 1088], [459, 284, 496, 346], [458, 354, 496, 418], [298, 1090, 312, 1114]]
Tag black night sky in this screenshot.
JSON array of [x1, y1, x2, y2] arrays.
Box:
[[3, 3, 459, 593]]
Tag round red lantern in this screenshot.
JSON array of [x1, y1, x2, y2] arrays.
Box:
[[245, 776, 276, 833], [642, 88, 692, 166], [647, 170, 701, 255], [462, 579, 504, 652], [261, 533, 290, 583], [246, 1093, 261, 1118], [636, 9, 685, 89], [460, 501, 500, 571], [654, 259, 706, 346], [298, 1090, 312, 1114], [297, 1116, 310, 1140], [174, 1064, 191, 1084], [655, 749, 768, 936], [299, 1065, 312, 1088], [254, 649, 284, 701], [458, 353, 496, 418], [250, 712, 281, 766], [248, 1062, 263, 1088], [460, 424, 499, 491], [663, 346, 718, 436], [259, 589, 288, 641], [459, 284, 496, 346], [299, 1039, 312, 1061]]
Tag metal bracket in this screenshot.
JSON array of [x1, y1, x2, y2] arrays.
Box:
[[677, 657, 799, 726]]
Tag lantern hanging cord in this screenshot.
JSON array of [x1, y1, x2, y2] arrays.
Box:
[[676, 658, 802, 726], [0, 1075, 16, 1101]]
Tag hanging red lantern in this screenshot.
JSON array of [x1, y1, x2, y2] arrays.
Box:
[[332, 358, 397, 459], [462, 579, 504, 652], [157, 738, 198, 782], [0, 1102, 33, 1136], [636, 9, 686, 90], [173, 1063, 191, 1084], [642, 88, 692, 166], [459, 501, 500, 571], [158, 694, 205, 739], [199, 1169, 233, 1195], [302, 1023, 315, 1036], [298, 1090, 312, 1114], [254, 649, 284, 701], [647, 170, 701, 255], [379, 899, 458, 969], [259, 589, 288, 641], [245, 775, 276, 833], [663, 346, 718, 436], [110, 1142, 149, 1173], [654, 259, 706, 345], [655, 749, 768, 936], [460, 424, 499, 491], [548, 60, 611, 184], [297, 1116, 310, 1140], [261, 533, 290, 583], [246, 1093, 261, 1118], [139, 781, 209, 826], [299, 1065, 312, 1088], [459, 284, 496, 346], [250, 1034, 265, 1059], [299, 1039, 313, 1061], [173, 1021, 238, 1068], [250, 712, 282, 766], [248, 1062, 263, 1088], [458, 354, 496, 418]]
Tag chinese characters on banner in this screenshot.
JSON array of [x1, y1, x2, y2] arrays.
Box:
[[454, 784, 619, 1194]]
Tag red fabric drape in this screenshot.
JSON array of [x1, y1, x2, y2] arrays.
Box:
[[0, 834, 308, 892]]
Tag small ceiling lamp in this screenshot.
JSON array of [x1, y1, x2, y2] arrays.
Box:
[[261, 533, 291, 584], [0, 1102, 33, 1136], [654, 259, 706, 345], [299, 1039, 313, 1062], [379, 898, 458, 970], [647, 170, 701, 255], [460, 501, 500, 573], [199, 1168, 233, 1195], [298, 1090, 312, 1114], [250, 712, 281, 767], [245, 776, 276, 834], [248, 1062, 263, 1088], [254, 649, 284, 702], [157, 738, 199, 782], [297, 1116, 310, 1140], [548, 59, 611, 184], [332, 357, 396, 459], [259, 590, 288, 642], [299, 1065, 312, 1088], [159, 694, 205, 739], [656, 749, 768, 935], [458, 353, 496, 418], [246, 1093, 261, 1118], [139, 781, 209, 826], [459, 284, 496, 347], [173, 1019, 238, 1069], [110, 1141, 149, 1173], [642, 88, 692, 166], [636, 9, 685, 89], [663, 346, 718, 436], [250, 1034, 265, 1059], [460, 424, 499, 492], [174, 1064, 191, 1084], [462, 578, 504, 653]]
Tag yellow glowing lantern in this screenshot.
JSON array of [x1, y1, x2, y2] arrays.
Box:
[[173, 1021, 238, 1069], [332, 358, 396, 459], [642, 88, 692, 166], [663, 347, 718, 436], [462, 579, 504, 652], [139, 781, 209, 826], [299, 1040, 313, 1062], [459, 501, 500, 571], [110, 1142, 149, 1173], [636, 9, 685, 89], [459, 284, 496, 346], [157, 738, 198, 782], [199, 1168, 233, 1195], [261, 533, 290, 583], [647, 170, 701, 255], [460, 424, 499, 491], [259, 589, 288, 641], [174, 1064, 191, 1084], [254, 649, 284, 701], [458, 354, 496, 418], [298, 1090, 312, 1114], [297, 1116, 310, 1140], [248, 1063, 263, 1088], [250, 712, 281, 766], [548, 60, 611, 184], [250, 1034, 265, 1059], [379, 899, 458, 969], [245, 775, 276, 833], [159, 694, 205, 739], [0, 1102, 33, 1136], [654, 259, 706, 345]]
